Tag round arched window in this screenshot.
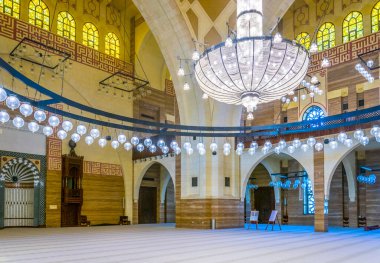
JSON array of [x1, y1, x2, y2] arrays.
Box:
[[302, 105, 325, 121]]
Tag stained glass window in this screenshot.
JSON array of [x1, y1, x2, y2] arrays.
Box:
[[295, 32, 311, 50], [0, 0, 20, 18], [372, 1, 380, 33], [83, 23, 99, 50], [303, 105, 325, 121], [57, 12, 75, 41], [317, 22, 335, 51], [105, 32, 120, 58], [304, 179, 315, 214], [343, 11, 363, 43], [28, 0, 50, 30]]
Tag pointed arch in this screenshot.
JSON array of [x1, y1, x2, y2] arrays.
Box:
[[105, 32, 120, 58], [57, 11, 76, 41], [83, 22, 99, 50], [28, 0, 50, 30], [343, 11, 363, 43], [317, 22, 335, 51]]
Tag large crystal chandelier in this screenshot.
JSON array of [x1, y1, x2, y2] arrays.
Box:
[[194, 0, 309, 119]]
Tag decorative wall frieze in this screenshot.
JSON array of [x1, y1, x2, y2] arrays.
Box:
[[83, 161, 123, 176]]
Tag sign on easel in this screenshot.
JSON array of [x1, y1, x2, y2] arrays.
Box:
[[265, 210, 282, 231]]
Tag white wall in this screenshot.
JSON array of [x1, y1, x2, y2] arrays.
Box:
[[0, 127, 46, 155]]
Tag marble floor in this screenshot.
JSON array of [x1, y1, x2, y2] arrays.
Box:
[[0, 224, 380, 263]]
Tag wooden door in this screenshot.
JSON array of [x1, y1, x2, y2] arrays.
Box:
[[61, 204, 80, 226], [254, 187, 275, 223], [138, 187, 157, 224]]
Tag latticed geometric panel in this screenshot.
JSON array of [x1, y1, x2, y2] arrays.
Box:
[[304, 179, 315, 215], [105, 32, 120, 58], [372, 1, 380, 33], [0, 158, 39, 184], [83, 22, 99, 50], [28, 0, 50, 30], [303, 105, 325, 121], [317, 22, 335, 51], [295, 32, 311, 50], [0, 0, 20, 18], [343, 11, 363, 43], [57, 11, 76, 41]]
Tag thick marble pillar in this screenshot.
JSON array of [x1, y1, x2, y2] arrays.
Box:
[[314, 150, 328, 232]]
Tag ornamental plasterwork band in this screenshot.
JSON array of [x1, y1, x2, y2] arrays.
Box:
[[0, 13, 133, 75]]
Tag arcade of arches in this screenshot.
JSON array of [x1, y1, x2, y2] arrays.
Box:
[[1, 0, 380, 262]]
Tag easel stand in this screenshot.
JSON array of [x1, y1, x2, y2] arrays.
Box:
[[265, 210, 282, 231]]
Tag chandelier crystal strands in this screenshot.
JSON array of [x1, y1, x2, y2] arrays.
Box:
[[193, 0, 309, 119]]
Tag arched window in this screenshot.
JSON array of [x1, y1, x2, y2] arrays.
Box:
[[105, 32, 120, 58], [57, 11, 75, 41], [28, 0, 50, 30], [317, 22, 335, 51], [0, 0, 20, 18], [303, 105, 325, 121], [295, 32, 311, 50], [372, 1, 380, 33], [83, 23, 99, 50], [343, 11, 363, 43]]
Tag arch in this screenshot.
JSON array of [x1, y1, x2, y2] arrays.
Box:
[[317, 22, 335, 51], [0, 157, 39, 184], [83, 22, 99, 50], [28, 0, 50, 30], [57, 11, 76, 41], [133, 158, 175, 201], [160, 173, 173, 203], [324, 139, 361, 201], [105, 32, 120, 58], [371, 1, 380, 33], [240, 149, 314, 202], [302, 105, 326, 121], [0, 0, 20, 18], [342, 11, 363, 43], [295, 32, 311, 50]]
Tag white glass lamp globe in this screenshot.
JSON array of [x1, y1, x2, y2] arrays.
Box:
[[235, 148, 243, 156], [210, 142, 218, 151], [225, 37, 233, 48], [85, 136, 94, 145], [28, 121, 39, 133], [264, 141, 272, 149], [186, 147, 194, 156], [143, 138, 153, 147], [149, 145, 157, 153], [34, 110, 46, 122], [111, 140, 120, 149], [170, 141, 179, 150], [183, 142, 191, 150], [57, 130, 67, 140], [19, 103, 33, 117], [76, 124, 87, 136], [43, 126, 53, 137], [250, 141, 258, 149], [124, 142, 132, 151], [199, 147, 206, 155], [131, 136, 139, 146], [174, 147, 182, 155], [292, 139, 301, 148], [223, 142, 231, 150], [136, 143, 144, 152], [287, 145, 296, 154], [12, 116, 24, 128], [360, 136, 369, 146], [354, 129, 364, 140], [237, 142, 244, 149], [71, 133, 81, 143], [98, 138, 107, 148], [157, 139, 165, 148], [62, 120, 73, 132], [162, 146, 170, 154], [370, 126, 380, 136], [337, 132, 347, 143], [274, 146, 281, 155], [315, 142, 324, 151], [279, 139, 287, 149], [0, 110, 10, 123], [6, 95, 20, 110], [118, 134, 127, 144], [48, 115, 60, 127], [90, 128, 100, 139], [307, 137, 316, 147], [301, 144, 309, 152], [344, 138, 353, 147], [0, 86, 7, 102]]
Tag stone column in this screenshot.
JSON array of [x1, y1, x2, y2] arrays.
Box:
[[314, 150, 328, 232], [348, 200, 358, 227]]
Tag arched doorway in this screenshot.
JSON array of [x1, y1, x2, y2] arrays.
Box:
[[138, 163, 175, 224], [0, 157, 41, 227]]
